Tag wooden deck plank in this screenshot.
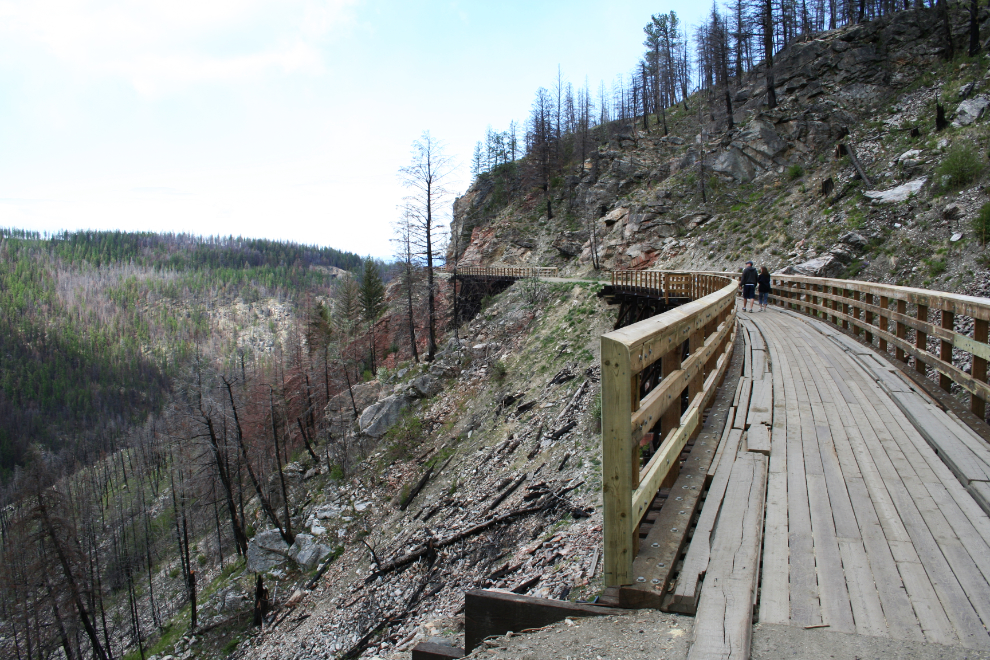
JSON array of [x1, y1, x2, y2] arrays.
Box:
[[688, 452, 768, 660], [784, 334, 856, 633], [669, 427, 745, 613], [747, 377, 772, 427], [747, 424, 771, 455], [758, 323, 790, 625], [795, 335, 927, 639], [808, 332, 977, 647], [788, 328, 926, 641], [835, 380, 988, 646], [761, 313, 933, 641], [759, 317, 820, 627], [707, 407, 737, 481]]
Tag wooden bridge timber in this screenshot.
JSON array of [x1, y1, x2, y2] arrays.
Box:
[[423, 265, 990, 659], [601, 269, 990, 659]]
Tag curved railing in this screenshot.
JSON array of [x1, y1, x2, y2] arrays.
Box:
[[453, 265, 560, 278], [601, 272, 738, 587], [769, 275, 990, 418], [611, 270, 738, 301]]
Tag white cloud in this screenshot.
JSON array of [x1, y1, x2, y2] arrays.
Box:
[[0, 0, 358, 94]]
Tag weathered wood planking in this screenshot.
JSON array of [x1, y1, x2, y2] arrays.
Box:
[[747, 377, 772, 427], [687, 452, 768, 660], [747, 424, 771, 455], [668, 427, 744, 614], [802, 318, 990, 648], [758, 320, 790, 625]]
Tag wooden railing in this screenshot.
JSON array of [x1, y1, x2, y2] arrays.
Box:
[[453, 265, 560, 278], [770, 275, 990, 418], [611, 270, 738, 302], [601, 273, 738, 587]]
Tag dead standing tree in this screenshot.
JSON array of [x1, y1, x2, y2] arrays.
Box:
[[400, 131, 453, 363]]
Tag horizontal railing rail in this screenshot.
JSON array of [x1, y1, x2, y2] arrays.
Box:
[[611, 270, 739, 302], [769, 275, 990, 418], [453, 265, 560, 278], [602, 272, 738, 587]]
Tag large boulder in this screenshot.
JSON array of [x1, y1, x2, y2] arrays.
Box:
[[288, 533, 332, 569], [714, 119, 789, 183], [953, 95, 990, 127], [247, 530, 290, 573], [358, 393, 411, 438], [552, 231, 589, 257], [409, 374, 441, 398]]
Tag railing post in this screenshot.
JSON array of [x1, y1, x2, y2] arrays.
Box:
[[940, 310, 954, 392], [973, 319, 988, 420], [865, 293, 874, 345], [879, 296, 889, 354], [660, 346, 681, 443], [852, 290, 861, 336], [916, 304, 929, 376], [631, 373, 641, 490], [830, 286, 838, 325], [688, 329, 704, 401], [896, 299, 908, 362], [602, 335, 633, 587], [842, 288, 850, 330]]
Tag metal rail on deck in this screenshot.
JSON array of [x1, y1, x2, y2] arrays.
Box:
[[769, 275, 990, 418], [601, 272, 738, 587]]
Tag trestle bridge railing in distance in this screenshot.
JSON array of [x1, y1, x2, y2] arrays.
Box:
[[769, 275, 990, 423], [601, 271, 739, 587], [453, 265, 560, 279]]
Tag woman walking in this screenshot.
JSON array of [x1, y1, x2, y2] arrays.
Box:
[[757, 266, 772, 311]]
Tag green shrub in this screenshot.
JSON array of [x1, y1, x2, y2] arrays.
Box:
[[787, 164, 805, 180], [328, 464, 345, 481], [973, 202, 990, 245], [383, 410, 424, 461], [937, 144, 983, 191], [491, 360, 508, 382], [925, 258, 947, 277]]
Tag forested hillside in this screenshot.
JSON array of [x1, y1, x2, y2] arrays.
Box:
[[0, 229, 362, 477]]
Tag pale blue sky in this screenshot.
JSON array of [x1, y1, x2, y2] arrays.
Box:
[[0, 1, 708, 258]]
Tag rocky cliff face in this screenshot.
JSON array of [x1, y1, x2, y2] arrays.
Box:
[[450, 5, 990, 294]]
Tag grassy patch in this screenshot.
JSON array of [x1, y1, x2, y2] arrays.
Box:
[[973, 202, 990, 245], [936, 143, 984, 192]]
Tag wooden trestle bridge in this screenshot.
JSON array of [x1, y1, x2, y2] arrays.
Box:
[[432, 266, 990, 660]]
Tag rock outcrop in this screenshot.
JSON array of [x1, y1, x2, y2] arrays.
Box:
[[247, 530, 290, 573]]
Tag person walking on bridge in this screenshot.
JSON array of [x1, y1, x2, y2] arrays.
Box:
[[740, 260, 758, 312], [757, 266, 772, 311]]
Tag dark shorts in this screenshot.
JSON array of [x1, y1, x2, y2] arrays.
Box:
[[743, 284, 756, 300]]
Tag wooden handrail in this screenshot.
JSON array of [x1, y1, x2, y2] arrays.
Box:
[[769, 274, 990, 418], [451, 265, 560, 278], [601, 273, 738, 587]]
